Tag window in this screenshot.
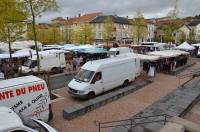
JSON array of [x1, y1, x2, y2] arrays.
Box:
[[75, 69, 95, 82], [99, 32, 102, 38], [92, 72, 102, 83], [98, 24, 101, 29]]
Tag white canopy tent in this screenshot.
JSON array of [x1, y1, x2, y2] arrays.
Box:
[[134, 54, 161, 61], [12, 48, 36, 58], [175, 42, 195, 51], [40, 49, 69, 54], [62, 44, 94, 51], [192, 43, 200, 47], [0, 54, 10, 59], [0, 42, 9, 53], [12, 40, 43, 50], [147, 50, 189, 58]]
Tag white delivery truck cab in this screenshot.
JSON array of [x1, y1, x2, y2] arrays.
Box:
[[109, 47, 133, 56], [0, 76, 52, 122], [68, 54, 140, 99], [21, 52, 66, 73], [0, 107, 57, 132]]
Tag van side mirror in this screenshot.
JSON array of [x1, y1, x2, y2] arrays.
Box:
[[29, 65, 33, 68], [91, 79, 95, 84], [30, 64, 35, 68]]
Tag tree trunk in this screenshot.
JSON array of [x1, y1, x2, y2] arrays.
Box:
[[7, 27, 12, 62], [107, 40, 109, 51], [30, 2, 40, 72], [7, 27, 13, 78]]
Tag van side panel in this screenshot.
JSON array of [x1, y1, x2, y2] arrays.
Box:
[[59, 53, 66, 68], [0, 80, 50, 122], [135, 58, 141, 77], [40, 54, 59, 71], [102, 60, 135, 91]]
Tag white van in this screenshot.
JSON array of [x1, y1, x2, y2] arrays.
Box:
[[109, 47, 133, 56], [0, 107, 57, 132], [68, 54, 140, 99], [21, 52, 66, 73], [0, 76, 52, 122]]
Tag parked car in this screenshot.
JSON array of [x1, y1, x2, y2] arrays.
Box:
[[0, 106, 57, 132], [68, 54, 140, 99]]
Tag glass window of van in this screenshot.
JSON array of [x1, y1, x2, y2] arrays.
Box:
[[91, 72, 102, 84], [75, 69, 94, 82]]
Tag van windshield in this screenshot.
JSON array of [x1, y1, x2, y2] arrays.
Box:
[[24, 59, 37, 68], [19, 115, 48, 132], [23, 59, 32, 67], [74, 69, 94, 82]]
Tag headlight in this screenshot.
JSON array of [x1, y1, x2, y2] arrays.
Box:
[[77, 90, 85, 94]]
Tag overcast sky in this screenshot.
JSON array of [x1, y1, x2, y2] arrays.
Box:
[[37, 0, 200, 23]]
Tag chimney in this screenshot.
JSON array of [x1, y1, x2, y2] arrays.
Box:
[[67, 17, 69, 20], [78, 13, 81, 17], [126, 16, 129, 19]]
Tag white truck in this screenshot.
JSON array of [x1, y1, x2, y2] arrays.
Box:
[[109, 47, 133, 56], [68, 54, 140, 99], [21, 52, 66, 73], [0, 76, 52, 122], [0, 106, 57, 132]]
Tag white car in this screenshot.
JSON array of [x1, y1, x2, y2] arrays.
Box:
[[0, 106, 57, 132]]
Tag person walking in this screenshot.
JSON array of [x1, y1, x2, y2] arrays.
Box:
[[79, 56, 83, 66], [72, 58, 77, 71]]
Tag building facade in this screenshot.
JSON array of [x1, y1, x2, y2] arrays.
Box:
[[187, 21, 200, 42], [90, 15, 131, 44]]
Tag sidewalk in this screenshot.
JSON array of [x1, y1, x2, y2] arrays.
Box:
[[49, 60, 200, 132]]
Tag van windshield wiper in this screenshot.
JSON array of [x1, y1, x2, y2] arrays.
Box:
[[74, 76, 82, 82]]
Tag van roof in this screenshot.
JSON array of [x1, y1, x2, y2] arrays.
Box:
[[82, 54, 137, 71], [0, 75, 44, 90], [109, 47, 130, 51], [0, 107, 23, 131]]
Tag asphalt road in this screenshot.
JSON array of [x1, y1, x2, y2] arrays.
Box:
[[49, 73, 75, 90]]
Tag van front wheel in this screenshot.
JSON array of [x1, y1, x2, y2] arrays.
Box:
[[87, 92, 95, 99], [122, 80, 129, 87]]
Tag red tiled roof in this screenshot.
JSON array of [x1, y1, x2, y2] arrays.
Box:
[[51, 12, 103, 25], [37, 23, 51, 29], [73, 12, 103, 23], [52, 17, 66, 21]]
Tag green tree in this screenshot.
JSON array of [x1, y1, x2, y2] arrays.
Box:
[[131, 11, 147, 44], [82, 23, 94, 44], [103, 16, 115, 50], [0, 0, 27, 61], [23, 0, 58, 71], [159, 0, 180, 43], [72, 23, 94, 44], [72, 27, 82, 44], [27, 24, 62, 44]]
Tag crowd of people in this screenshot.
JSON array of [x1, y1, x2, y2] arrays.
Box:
[[0, 60, 21, 79], [143, 55, 188, 76], [65, 52, 108, 73]]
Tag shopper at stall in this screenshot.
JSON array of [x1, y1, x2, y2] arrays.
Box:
[[72, 58, 77, 71]]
